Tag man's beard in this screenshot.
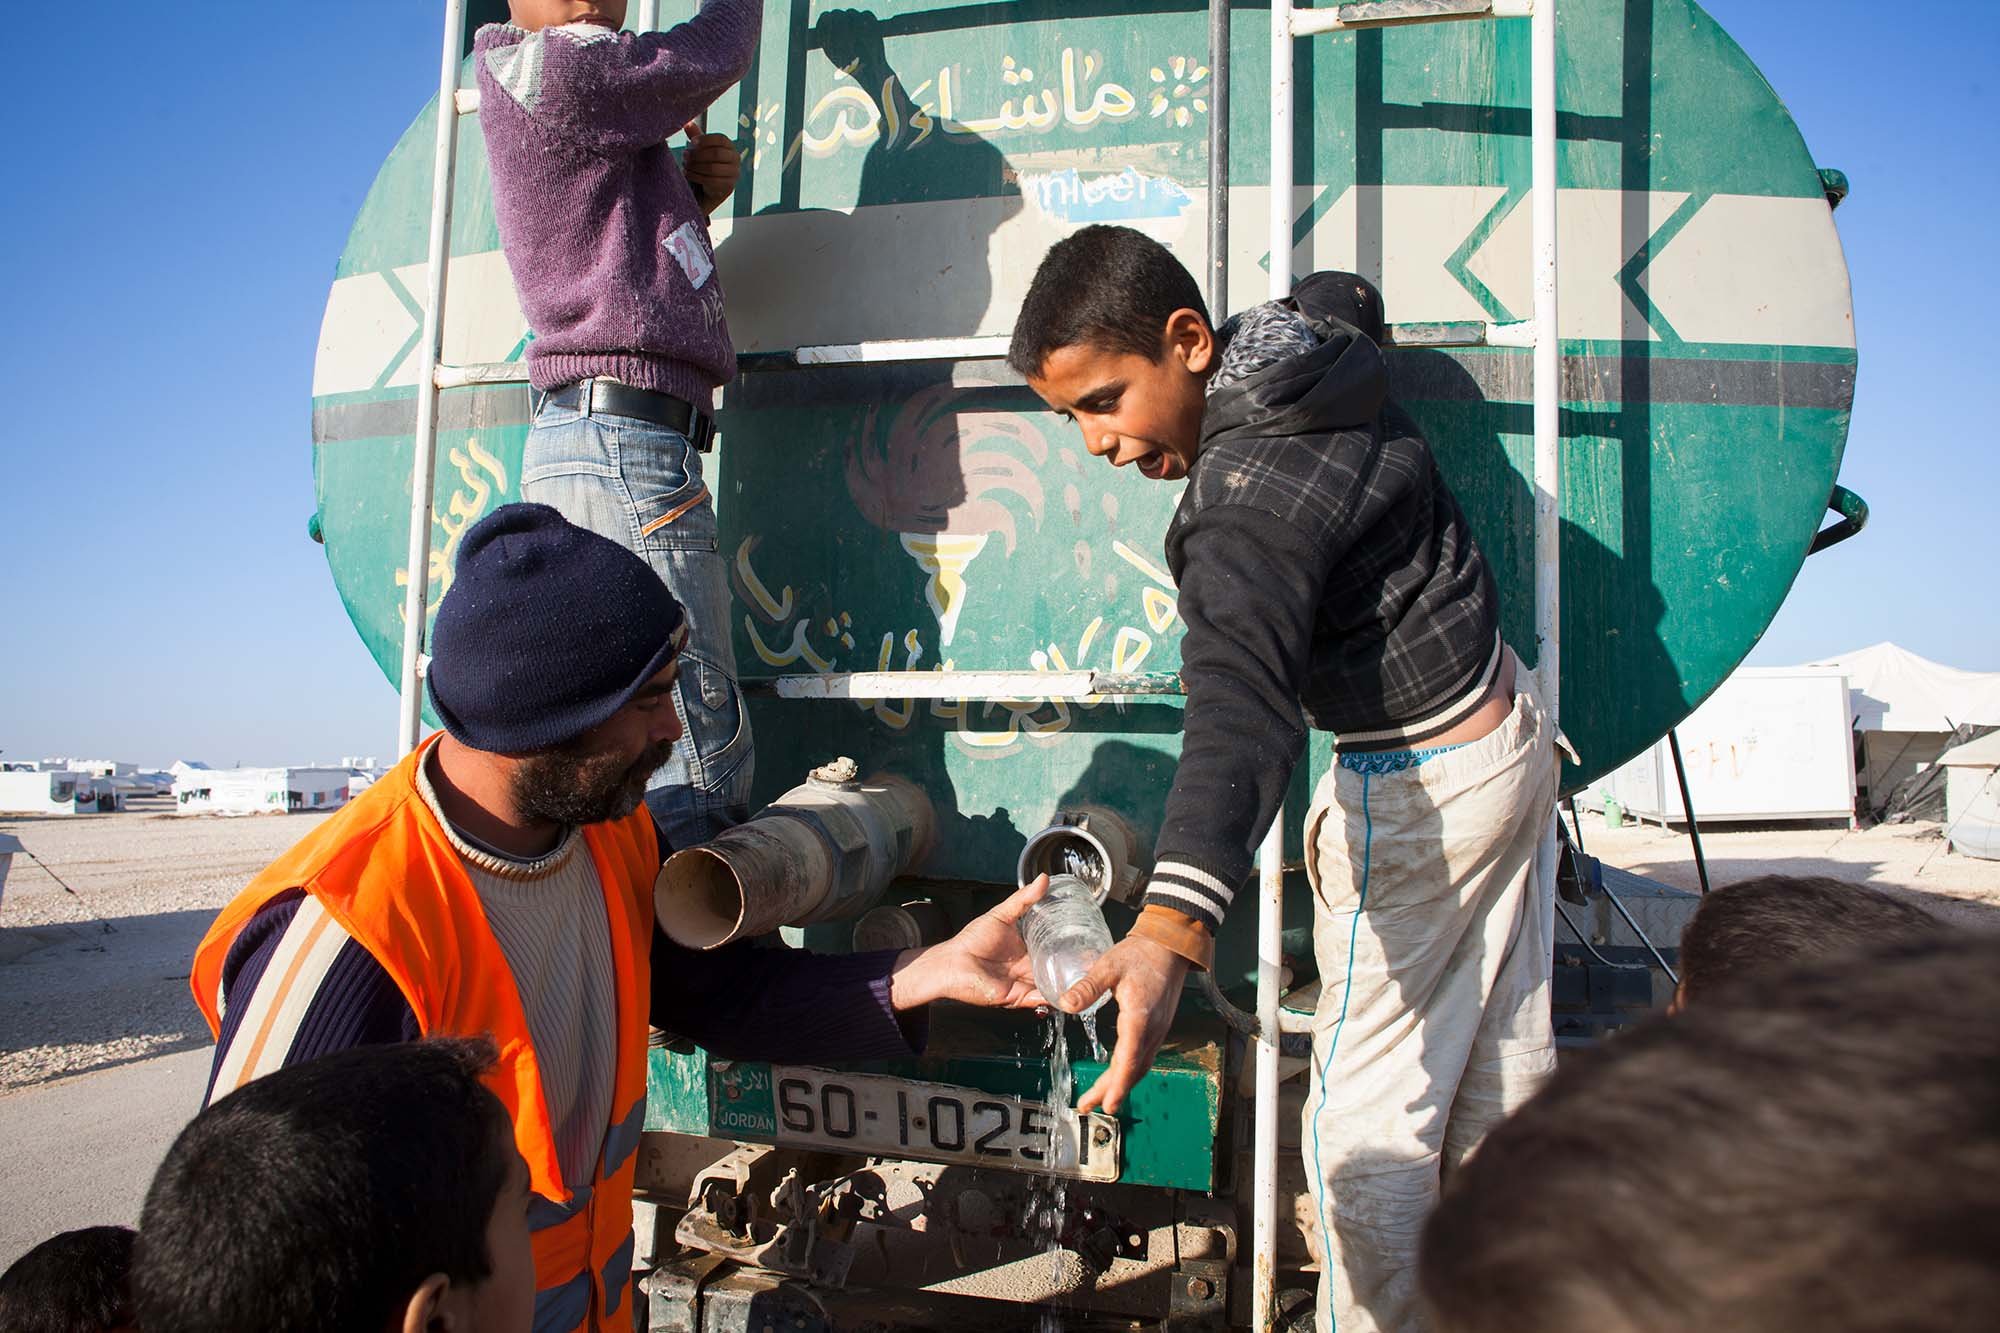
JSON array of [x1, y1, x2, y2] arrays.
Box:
[[511, 737, 676, 827]]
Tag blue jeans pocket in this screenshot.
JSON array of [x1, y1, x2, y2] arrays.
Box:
[[521, 407, 715, 553], [646, 648, 754, 847]]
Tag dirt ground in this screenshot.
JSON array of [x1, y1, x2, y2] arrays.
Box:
[[3, 795, 1997, 1270], [1578, 812, 2000, 930], [0, 798, 334, 1092]]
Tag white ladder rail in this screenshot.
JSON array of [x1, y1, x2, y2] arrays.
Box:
[[1253, 6, 1296, 1329], [395, 0, 470, 759], [1530, 0, 1562, 724], [1256, 2, 1559, 1328]]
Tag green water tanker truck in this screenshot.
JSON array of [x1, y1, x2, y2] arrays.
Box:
[[309, 1, 1864, 1327]]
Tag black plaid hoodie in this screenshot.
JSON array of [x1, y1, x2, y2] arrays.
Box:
[[1144, 273, 1501, 932]]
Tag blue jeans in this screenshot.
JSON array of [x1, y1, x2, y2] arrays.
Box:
[[521, 386, 753, 847]]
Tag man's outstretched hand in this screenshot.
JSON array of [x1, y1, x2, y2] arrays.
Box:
[[683, 122, 741, 215], [889, 876, 1050, 1011], [1059, 935, 1192, 1114]]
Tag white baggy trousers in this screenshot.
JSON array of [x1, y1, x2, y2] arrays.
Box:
[[1301, 653, 1559, 1333]]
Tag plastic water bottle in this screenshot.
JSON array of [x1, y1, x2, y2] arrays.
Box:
[[1019, 874, 1115, 1018]]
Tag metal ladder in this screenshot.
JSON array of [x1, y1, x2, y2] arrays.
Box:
[[1248, 3, 1562, 1329]]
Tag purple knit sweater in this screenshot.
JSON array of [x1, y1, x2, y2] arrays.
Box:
[[474, 5, 761, 399]]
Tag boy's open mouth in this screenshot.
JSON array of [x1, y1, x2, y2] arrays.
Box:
[[1136, 452, 1170, 480]]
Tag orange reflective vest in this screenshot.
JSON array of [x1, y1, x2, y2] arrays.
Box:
[[191, 735, 656, 1333]]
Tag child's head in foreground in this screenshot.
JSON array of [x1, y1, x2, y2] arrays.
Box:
[[1674, 873, 1942, 1008], [0, 1226, 136, 1333], [133, 1038, 533, 1333], [1420, 931, 2000, 1333], [1009, 225, 1217, 482]]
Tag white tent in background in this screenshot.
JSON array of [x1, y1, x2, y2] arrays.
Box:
[[1801, 643, 2000, 809], [1938, 731, 2000, 859]]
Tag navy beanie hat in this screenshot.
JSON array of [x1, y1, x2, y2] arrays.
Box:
[[426, 503, 688, 753]]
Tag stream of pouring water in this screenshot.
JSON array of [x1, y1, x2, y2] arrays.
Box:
[[1027, 844, 1115, 1329], [1032, 1007, 1075, 1333]]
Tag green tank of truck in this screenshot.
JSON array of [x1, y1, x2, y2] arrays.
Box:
[[309, 2, 1862, 1327]]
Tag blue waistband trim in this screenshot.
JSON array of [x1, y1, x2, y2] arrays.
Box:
[[1337, 741, 1471, 775]]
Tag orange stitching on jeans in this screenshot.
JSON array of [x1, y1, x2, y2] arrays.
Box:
[[638, 485, 710, 537]]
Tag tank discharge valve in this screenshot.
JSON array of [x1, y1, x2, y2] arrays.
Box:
[[656, 759, 935, 950], [1017, 806, 1146, 906]]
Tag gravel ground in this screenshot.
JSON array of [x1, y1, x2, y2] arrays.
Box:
[[0, 798, 334, 1092], [1, 795, 1996, 1271], [1579, 814, 2000, 929]]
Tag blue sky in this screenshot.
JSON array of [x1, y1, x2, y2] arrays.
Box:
[[0, 1, 1992, 766]]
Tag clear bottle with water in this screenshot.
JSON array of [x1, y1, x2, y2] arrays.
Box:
[[1018, 873, 1115, 1017]]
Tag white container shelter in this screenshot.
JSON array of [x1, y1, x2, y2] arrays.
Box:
[[0, 771, 100, 816], [1593, 668, 1857, 824], [174, 767, 353, 817]]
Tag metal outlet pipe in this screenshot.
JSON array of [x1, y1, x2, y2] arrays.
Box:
[[1016, 806, 1146, 905], [656, 760, 935, 949], [851, 900, 950, 952]]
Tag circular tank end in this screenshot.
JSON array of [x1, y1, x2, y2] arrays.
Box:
[[656, 848, 749, 950]]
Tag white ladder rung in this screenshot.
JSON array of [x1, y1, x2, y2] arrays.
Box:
[[789, 334, 1010, 366], [754, 670, 1182, 702], [1292, 0, 1532, 38], [1383, 319, 1535, 349], [433, 361, 528, 388], [454, 88, 481, 115]]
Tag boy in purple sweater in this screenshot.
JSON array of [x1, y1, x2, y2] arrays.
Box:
[[476, 0, 760, 846]]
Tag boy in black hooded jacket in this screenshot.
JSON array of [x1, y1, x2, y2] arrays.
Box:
[[1011, 225, 1558, 1333]]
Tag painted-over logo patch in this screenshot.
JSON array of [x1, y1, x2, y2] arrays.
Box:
[[664, 220, 715, 290]]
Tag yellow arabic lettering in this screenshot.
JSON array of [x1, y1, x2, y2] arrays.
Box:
[[394, 438, 507, 620], [904, 79, 936, 147], [799, 84, 881, 158], [744, 617, 835, 673], [1060, 48, 1138, 128], [1111, 626, 1153, 673], [1113, 539, 1176, 589], [733, 538, 795, 622]]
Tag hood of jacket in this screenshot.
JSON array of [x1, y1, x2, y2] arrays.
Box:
[[1199, 270, 1391, 452]]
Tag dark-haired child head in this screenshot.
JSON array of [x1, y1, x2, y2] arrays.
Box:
[[0, 1225, 137, 1333], [1422, 932, 2000, 1333], [133, 1038, 533, 1333], [1674, 873, 1941, 1009], [1009, 225, 1217, 483]]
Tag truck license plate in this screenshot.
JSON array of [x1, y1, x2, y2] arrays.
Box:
[[712, 1064, 1120, 1182]]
